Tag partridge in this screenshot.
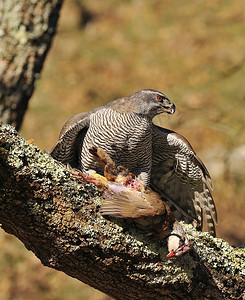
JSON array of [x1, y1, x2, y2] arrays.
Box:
[[72, 147, 191, 258]]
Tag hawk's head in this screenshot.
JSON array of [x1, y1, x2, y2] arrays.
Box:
[[129, 89, 176, 118]]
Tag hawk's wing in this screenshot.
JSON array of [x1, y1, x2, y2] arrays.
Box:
[[151, 125, 217, 236], [50, 112, 90, 168]]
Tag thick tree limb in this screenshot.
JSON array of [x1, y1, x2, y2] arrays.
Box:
[[0, 124, 244, 300], [0, 0, 63, 130]]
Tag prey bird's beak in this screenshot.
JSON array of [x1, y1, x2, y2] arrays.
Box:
[[166, 240, 192, 258]]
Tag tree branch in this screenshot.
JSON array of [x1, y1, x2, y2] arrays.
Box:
[[0, 123, 244, 300]]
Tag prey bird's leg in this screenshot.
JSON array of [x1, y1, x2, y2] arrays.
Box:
[[70, 169, 101, 185]]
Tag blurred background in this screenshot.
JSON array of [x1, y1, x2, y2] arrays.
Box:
[[1, 0, 244, 299]]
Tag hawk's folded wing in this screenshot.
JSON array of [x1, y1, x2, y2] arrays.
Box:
[[50, 112, 90, 168], [151, 125, 218, 236]]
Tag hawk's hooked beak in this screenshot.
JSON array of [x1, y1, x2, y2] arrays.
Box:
[[163, 102, 176, 115]]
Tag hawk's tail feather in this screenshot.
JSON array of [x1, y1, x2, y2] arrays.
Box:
[[197, 183, 218, 237]]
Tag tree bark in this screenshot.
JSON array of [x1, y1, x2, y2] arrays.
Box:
[[0, 0, 63, 130], [0, 123, 244, 300]]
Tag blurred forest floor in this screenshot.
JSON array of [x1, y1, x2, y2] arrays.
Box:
[[1, 0, 245, 299]]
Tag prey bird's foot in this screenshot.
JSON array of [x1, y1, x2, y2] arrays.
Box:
[[70, 169, 101, 185]]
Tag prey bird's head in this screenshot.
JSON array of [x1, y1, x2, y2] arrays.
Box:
[[129, 89, 176, 118], [165, 220, 192, 258]]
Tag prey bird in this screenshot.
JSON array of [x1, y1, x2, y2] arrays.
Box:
[[72, 147, 192, 258], [50, 89, 217, 236]]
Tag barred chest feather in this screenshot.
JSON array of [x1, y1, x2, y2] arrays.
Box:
[[81, 108, 153, 177]]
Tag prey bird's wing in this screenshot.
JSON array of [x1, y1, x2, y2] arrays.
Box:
[[50, 112, 90, 168], [151, 125, 217, 236], [100, 190, 165, 218]]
